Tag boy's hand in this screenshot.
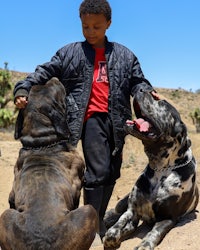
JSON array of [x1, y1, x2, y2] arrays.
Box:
[[15, 96, 28, 109], [151, 91, 160, 100]]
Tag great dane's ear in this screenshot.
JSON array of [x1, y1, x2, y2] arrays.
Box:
[[14, 109, 24, 140], [172, 120, 186, 137], [175, 121, 191, 156]]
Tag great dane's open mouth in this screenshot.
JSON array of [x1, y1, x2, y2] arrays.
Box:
[[125, 96, 165, 141]]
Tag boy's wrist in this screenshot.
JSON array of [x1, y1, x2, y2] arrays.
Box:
[[14, 89, 29, 103]]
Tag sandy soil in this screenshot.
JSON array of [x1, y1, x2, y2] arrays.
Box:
[[0, 129, 199, 250]]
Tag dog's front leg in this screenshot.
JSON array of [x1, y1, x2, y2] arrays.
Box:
[[104, 208, 139, 249], [134, 219, 175, 250]]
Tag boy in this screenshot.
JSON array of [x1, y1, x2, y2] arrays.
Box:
[[14, 0, 159, 242]]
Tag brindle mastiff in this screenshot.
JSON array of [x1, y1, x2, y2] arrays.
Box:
[[0, 78, 98, 250], [103, 88, 199, 250]]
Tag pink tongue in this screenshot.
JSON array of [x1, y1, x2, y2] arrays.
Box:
[[134, 118, 150, 132]]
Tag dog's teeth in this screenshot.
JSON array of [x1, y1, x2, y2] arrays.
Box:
[[126, 120, 135, 125]]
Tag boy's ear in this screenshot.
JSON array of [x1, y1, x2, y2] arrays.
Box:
[[107, 20, 111, 29]]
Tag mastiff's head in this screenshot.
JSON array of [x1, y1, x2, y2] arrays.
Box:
[[15, 77, 70, 148]]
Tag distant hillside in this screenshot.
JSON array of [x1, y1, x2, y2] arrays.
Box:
[[10, 70, 200, 131], [153, 87, 199, 130], [10, 70, 29, 84]]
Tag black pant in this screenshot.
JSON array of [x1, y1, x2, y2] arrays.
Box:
[[82, 113, 122, 188]]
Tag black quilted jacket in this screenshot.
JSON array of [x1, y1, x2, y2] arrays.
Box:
[[14, 37, 154, 153]]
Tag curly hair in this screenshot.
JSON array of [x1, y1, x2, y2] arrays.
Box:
[[79, 0, 111, 21]]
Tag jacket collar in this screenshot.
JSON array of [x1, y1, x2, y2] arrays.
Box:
[[83, 36, 113, 52]]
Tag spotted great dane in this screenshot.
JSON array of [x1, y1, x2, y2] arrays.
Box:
[[104, 88, 199, 250], [0, 78, 98, 250]]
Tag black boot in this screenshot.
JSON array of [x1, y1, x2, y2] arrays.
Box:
[[99, 185, 114, 238], [84, 185, 114, 239], [84, 186, 104, 245], [83, 186, 104, 211]]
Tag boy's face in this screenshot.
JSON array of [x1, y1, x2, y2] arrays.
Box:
[[80, 14, 111, 48]]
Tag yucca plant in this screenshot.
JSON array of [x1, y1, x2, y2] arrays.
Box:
[[190, 108, 200, 133]]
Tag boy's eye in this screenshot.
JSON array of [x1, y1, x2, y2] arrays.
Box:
[[82, 26, 100, 30]]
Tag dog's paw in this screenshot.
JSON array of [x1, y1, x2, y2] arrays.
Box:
[[134, 242, 153, 250], [103, 228, 121, 249], [104, 209, 121, 229]]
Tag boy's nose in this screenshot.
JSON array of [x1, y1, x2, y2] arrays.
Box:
[[87, 28, 95, 35]]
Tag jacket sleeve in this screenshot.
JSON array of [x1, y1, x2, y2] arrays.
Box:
[[130, 54, 155, 96], [13, 50, 63, 100]]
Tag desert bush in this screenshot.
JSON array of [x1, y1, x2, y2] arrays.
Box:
[[190, 108, 200, 133], [0, 67, 12, 107], [0, 109, 15, 127], [0, 63, 16, 128]]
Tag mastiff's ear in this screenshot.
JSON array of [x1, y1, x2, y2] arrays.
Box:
[[14, 109, 24, 140], [49, 107, 71, 139]]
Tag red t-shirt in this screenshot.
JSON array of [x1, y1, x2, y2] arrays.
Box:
[[84, 48, 109, 121]]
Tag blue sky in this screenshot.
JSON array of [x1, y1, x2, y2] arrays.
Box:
[[1, 0, 200, 92]]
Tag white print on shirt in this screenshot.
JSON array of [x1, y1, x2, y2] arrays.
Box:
[[96, 61, 108, 83]]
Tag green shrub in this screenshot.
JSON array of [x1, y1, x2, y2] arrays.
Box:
[[0, 109, 14, 128], [0, 64, 16, 128], [190, 108, 200, 133], [0, 68, 12, 102]]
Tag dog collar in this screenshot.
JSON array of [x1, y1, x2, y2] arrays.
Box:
[[21, 139, 70, 151], [152, 148, 194, 172]]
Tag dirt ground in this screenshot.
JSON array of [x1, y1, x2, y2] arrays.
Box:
[[0, 128, 199, 250]]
